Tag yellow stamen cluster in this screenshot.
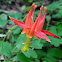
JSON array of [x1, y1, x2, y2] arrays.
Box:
[[22, 38, 32, 52]]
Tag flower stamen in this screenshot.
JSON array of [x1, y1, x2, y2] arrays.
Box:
[[22, 38, 32, 52]]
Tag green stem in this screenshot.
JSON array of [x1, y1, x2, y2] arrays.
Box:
[[46, 20, 50, 30], [22, 14, 27, 22], [22, 37, 32, 52], [11, 46, 17, 53]]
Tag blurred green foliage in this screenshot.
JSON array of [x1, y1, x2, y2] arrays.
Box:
[[47, 0, 62, 18], [0, 14, 8, 28]]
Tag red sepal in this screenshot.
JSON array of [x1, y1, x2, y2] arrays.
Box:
[[42, 30, 60, 38]]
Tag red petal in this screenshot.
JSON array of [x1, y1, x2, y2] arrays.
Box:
[[32, 5, 37, 20], [9, 17, 30, 28], [9, 16, 24, 23], [35, 6, 47, 31], [25, 3, 35, 27], [42, 30, 60, 38], [35, 31, 51, 42], [14, 22, 30, 28], [22, 3, 36, 34]]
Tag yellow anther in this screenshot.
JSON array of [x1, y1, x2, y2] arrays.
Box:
[[30, 46, 33, 48], [22, 47, 29, 52], [22, 43, 25, 44]]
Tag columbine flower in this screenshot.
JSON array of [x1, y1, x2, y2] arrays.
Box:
[[9, 3, 60, 42], [9, 3, 60, 52]]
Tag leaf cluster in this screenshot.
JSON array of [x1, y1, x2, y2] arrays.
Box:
[[47, 0, 62, 18]]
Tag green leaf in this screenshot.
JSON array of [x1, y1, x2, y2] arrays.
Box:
[[35, 59, 40, 62], [47, 3, 58, 11], [26, 6, 31, 12], [0, 9, 4, 12], [4, 59, 13, 62], [13, 53, 34, 62], [0, 14, 8, 27], [48, 26, 62, 47], [28, 48, 37, 58], [28, 0, 33, 3], [53, 10, 62, 18], [47, 48, 62, 58], [35, 50, 46, 59], [0, 41, 12, 58], [40, 39, 50, 47], [0, 19, 8, 28], [10, 35, 15, 42], [31, 37, 43, 49], [47, 0, 62, 11], [0, 14, 7, 20], [16, 34, 37, 58], [42, 48, 62, 62], [0, 34, 6, 37], [49, 36, 62, 47], [43, 56, 58, 62], [8, 12, 22, 24], [8, 20, 14, 24], [11, 46, 20, 54], [57, 24, 62, 36], [8, 12, 22, 20], [47, 0, 62, 18], [0, 29, 3, 33], [49, 26, 57, 34], [13, 27, 22, 35]]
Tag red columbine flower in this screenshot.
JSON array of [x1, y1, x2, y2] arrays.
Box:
[[9, 3, 60, 42]]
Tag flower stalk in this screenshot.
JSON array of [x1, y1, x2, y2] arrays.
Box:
[[22, 38, 32, 52]]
